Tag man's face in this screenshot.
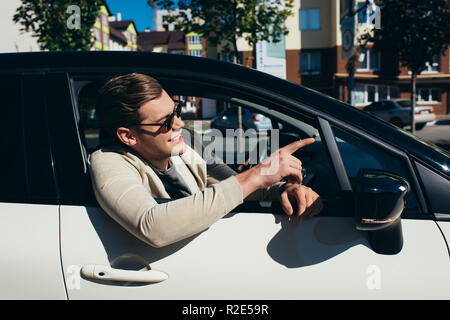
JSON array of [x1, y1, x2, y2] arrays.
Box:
[[130, 89, 186, 163]]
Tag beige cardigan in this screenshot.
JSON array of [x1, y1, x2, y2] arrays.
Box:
[[88, 145, 283, 248]]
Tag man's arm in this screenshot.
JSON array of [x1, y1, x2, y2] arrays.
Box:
[[207, 161, 286, 201], [89, 150, 245, 248], [90, 139, 312, 248]]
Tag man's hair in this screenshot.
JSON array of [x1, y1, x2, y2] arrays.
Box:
[[96, 73, 163, 144]]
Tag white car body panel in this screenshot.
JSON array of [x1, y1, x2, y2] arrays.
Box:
[[60, 205, 450, 300], [0, 203, 67, 299], [436, 221, 450, 252]]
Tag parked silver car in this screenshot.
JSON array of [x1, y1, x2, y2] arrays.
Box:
[[364, 99, 436, 130]]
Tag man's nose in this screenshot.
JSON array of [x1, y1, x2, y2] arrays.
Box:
[[172, 114, 184, 130]]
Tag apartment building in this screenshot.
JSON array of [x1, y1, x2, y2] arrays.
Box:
[[154, 9, 206, 57], [108, 19, 139, 51], [91, 4, 138, 52], [138, 30, 185, 54], [278, 0, 450, 115]]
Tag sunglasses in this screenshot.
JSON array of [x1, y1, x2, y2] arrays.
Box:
[[132, 100, 183, 133]]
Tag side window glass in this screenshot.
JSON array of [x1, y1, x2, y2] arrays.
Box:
[[0, 76, 27, 201], [78, 81, 102, 153], [23, 76, 57, 200], [332, 126, 421, 215]]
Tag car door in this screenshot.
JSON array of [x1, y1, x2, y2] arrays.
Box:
[[0, 74, 66, 299], [55, 72, 449, 300]]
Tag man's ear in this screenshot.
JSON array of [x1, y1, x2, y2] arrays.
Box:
[[116, 127, 137, 146]]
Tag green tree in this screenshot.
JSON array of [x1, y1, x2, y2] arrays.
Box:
[[13, 0, 104, 51], [373, 0, 450, 134], [153, 0, 294, 66]]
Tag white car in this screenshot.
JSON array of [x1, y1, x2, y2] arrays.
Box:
[[364, 99, 436, 130], [0, 52, 449, 301]]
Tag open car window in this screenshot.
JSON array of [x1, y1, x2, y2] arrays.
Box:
[[75, 74, 343, 214]]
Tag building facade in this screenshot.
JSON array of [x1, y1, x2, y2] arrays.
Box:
[[93, 5, 112, 51], [92, 5, 138, 52], [281, 0, 450, 115], [213, 0, 449, 115], [108, 19, 139, 51]]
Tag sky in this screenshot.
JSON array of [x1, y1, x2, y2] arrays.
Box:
[[106, 0, 155, 31]]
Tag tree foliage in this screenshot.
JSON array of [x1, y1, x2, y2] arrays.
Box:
[[13, 0, 104, 51], [374, 0, 450, 74], [154, 0, 294, 65]]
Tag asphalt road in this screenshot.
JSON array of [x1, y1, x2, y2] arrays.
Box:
[[415, 120, 450, 152]]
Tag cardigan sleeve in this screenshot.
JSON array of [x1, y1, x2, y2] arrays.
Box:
[[88, 149, 243, 248], [207, 162, 285, 202]]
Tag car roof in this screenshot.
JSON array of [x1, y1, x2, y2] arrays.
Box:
[[0, 51, 448, 175], [392, 99, 410, 102]]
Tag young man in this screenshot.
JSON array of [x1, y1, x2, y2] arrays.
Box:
[[89, 73, 322, 248]]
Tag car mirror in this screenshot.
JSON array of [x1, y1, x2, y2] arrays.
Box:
[[354, 169, 409, 254]]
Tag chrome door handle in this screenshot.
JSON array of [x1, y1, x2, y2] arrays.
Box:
[[81, 264, 168, 283]]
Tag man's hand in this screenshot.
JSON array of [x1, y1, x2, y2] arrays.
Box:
[[280, 184, 323, 221], [253, 138, 315, 188], [235, 138, 315, 198]]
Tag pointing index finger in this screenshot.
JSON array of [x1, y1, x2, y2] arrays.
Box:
[[282, 138, 315, 154]]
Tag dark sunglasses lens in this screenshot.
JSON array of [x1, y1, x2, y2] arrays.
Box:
[[164, 114, 175, 131]]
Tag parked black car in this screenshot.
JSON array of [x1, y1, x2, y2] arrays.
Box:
[[211, 106, 273, 132]]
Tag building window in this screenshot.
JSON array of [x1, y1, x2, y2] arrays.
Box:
[[357, 1, 378, 26], [300, 52, 321, 74], [94, 28, 101, 43], [103, 31, 108, 47], [417, 88, 441, 103], [188, 36, 202, 45], [102, 14, 108, 28], [357, 2, 369, 24], [189, 49, 202, 57], [353, 84, 400, 106], [299, 9, 320, 31], [358, 48, 380, 71], [423, 55, 440, 73], [220, 53, 230, 62]]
